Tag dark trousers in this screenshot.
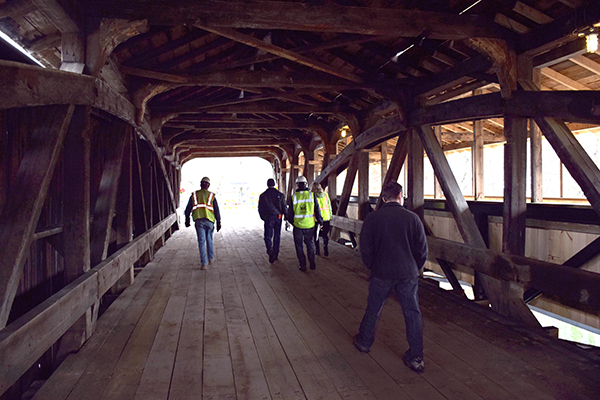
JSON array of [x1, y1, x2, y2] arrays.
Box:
[[356, 276, 423, 359], [315, 220, 330, 250], [263, 216, 282, 256], [293, 226, 316, 268]]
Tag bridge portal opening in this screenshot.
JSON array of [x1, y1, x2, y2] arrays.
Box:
[[179, 157, 276, 228]]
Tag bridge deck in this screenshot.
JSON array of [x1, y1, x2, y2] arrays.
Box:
[[32, 211, 600, 400]]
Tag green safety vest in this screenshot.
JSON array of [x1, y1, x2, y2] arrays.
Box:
[[316, 192, 332, 221], [191, 189, 216, 222], [292, 190, 316, 229]]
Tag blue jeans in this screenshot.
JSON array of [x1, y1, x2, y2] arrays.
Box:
[[194, 219, 214, 265], [264, 216, 282, 256], [357, 276, 423, 359], [293, 226, 316, 268]]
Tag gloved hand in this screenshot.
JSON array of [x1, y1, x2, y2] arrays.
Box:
[[185, 219, 190, 227], [217, 221, 222, 232]]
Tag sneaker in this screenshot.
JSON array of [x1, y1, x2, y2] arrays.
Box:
[[200, 264, 207, 270], [353, 335, 370, 353], [324, 247, 329, 257], [269, 253, 276, 264], [309, 263, 316, 270], [299, 265, 307, 272], [403, 352, 424, 373]]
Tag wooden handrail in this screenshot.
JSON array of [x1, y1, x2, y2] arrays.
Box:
[[0, 213, 176, 394]]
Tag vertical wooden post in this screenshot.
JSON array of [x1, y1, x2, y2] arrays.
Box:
[[434, 126, 443, 199], [0, 105, 74, 328], [331, 152, 360, 241], [60, 32, 85, 73], [502, 115, 540, 326], [473, 90, 484, 200], [288, 151, 299, 201], [518, 55, 543, 203], [56, 106, 92, 361], [358, 150, 370, 220], [113, 128, 134, 292], [306, 149, 315, 184], [376, 134, 408, 210], [408, 129, 424, 221], [380, 141, 388, 182], [503, 116, 528, 257], [90, 123, 127, 266]]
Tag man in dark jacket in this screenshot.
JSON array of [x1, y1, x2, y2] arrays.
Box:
[[353, 182, 428, 373], [258, 178, 287, 263]]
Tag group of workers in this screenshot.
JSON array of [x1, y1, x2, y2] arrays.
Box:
[[183, 175, 428, 374]]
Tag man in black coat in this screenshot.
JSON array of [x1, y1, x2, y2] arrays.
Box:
[[353, 182, 428, 373], [258, 178, 287, 263]]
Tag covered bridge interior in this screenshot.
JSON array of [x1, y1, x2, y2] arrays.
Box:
[[1, 0, 600, 399]]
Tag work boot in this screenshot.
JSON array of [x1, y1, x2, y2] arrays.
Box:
[[315, 242, 320, 256], [324, 246, 329, 257]]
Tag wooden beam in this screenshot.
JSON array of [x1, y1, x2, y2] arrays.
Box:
[[86, 1, 511, 40], [0, 214, 176, 395], [535, 118, 600, 218], [571, 54, 600, 75], [198, 26, 363, 83], [473, 118, 484, 200], [428, 236, 600, 315], [376, 134, 408, 210], [0, 104, 75, 328], [407, 129, 424, 220], [541, 67, 591, 91], [31, 0, 80, 33], [90, 125, 128, 265], [418, 125, 486, 248], [358, 150, 370, 220], [62, 106, 92, 281], [467, 38, 517, 98], [518, 1, 600, 55], [329, 216, 600, 314], [315, 113, 407, 185], [410, 91, 600, 126]]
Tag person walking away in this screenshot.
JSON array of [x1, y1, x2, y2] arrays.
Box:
[[288, 176, 322, 272], [311, 182, 332, 256], [353, 182, 428, 373], [258, 178, 287, 263], [184, 176, 222, 270]]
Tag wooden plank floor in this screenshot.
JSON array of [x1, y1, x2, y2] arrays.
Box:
[[32, 208, 600, 400]]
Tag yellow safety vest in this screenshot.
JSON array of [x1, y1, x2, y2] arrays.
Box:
[[316, 192, 332, 221], [292, 190, 315, 229], [191, 189, 216, 222]]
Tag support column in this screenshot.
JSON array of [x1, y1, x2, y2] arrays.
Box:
[[358, 150, 370, 220], [376, 134, 408, 210], [56, 106, 93, 362], [408, 129, 424, 221], [503, 115, 539, 326], [113, 128, 134, 293], [473, 119, 484, 200], [518, 55, 543, 202], [434, 126, 443, 199], [380, 141, 388, 182]]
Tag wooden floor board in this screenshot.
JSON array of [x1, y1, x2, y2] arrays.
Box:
[[33, 215, 600, 400]]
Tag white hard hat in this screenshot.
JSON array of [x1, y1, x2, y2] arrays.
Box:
[[201, 176, 210, 184], [296, 175, 308, 184]]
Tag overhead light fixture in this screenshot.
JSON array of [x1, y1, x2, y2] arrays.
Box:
[[340, 126, 349, 138], [586, 27, 599, 53], [0, 29, 45, 67]]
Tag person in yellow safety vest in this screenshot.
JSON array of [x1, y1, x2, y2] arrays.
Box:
[[184, 176, 221, 270], [311, 182, 332, 257], [287, 175, 322, 272]]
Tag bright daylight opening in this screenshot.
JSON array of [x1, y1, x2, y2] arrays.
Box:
[[178, 157, 276, 229]]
